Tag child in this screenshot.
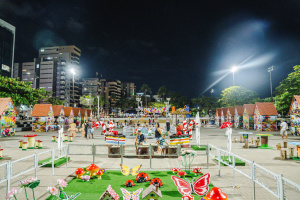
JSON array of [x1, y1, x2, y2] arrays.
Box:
[[155, 135, 169, 155]]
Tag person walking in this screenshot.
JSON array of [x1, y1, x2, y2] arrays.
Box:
[[155, 122, 162, 141], [280, 119, 288, 140], [88, 120, 94, 139], [166, 119, 170, 135], [149, 118, 151, 126], [84, 121, 88, 140]]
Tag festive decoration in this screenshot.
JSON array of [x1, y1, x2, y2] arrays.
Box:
[[188, 120, 195, 139], [96, 170, 103, 179], [113, 131, 119, 135], [177, 131, 182, 136], [99, 185, 119, 200], [195, 112, 201, 147], [178, 150, 196, 174], [96, 121, 107, 134], [220, 122, 233, 162], [125, 180, 135, 187], [19, 177, 40, 200], [24, 134, 37, 149], [19, 140, 23, 148], [121, 188, 143, 200], [120, 164, 142, 176], [109, 121, 115, 134], [205, 187, 228, 200], [75, 168, 85, 179], [171, 173, 211, 196], [0, 98, 16, 137], [63, 107, 74, 130], [32, 104, 55, 132], [68, 123, 78, 137], [243, 104, 255, 130], [135, 172, 150, 183], [5, 187, 22, 200], [182, 194, 194, 200], [86, 164, 99, 176], [142, 184, 162, 200], [192, 167, 202, 175], [177, 171, 187, 178], [172, 168, 181, 174], [150, 178, 163, 187], [106, 134, 126, 145], [81, 175, 90, 182], [183, 120, 188, 135], [47, 178, 80, 200], [99, 168, 106, 173]]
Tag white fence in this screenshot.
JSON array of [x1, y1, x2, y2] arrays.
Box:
[[0, 145, 67, 196], [207, 144, 300, 200]]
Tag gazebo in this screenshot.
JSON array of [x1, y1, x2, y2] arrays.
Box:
[[32, 104, 54, 132], [234, 106, 244, 129], [227, 107, 235, 124], [254, 102, 278, 131], [243, 104, 255, 130], [52, 105, 64, 130], [289, 95, 300, 136], [63, 107, 74, 129], [215, 108, 222, 127], [0, 98, 17, 137]]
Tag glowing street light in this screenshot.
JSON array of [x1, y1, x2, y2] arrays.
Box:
[[268, 66, 274, 102], [231, 66, 238, 86], [70, 68, 76, 107]]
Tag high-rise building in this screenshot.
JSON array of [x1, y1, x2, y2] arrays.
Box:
[[81, 78, 99, 97], [99, 79, 121, 113], [38, 45, 81, 107], [0, 19, 15, 77], [121, 82, 136, 99]]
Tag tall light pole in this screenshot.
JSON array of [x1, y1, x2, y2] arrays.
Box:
[[268, 66, 274, 102], [136, 96, 141, 118], [210, 89, 214, 97], [231, 66, 238, 86], [70, 69, 75, 107], [97, 95, 100, 119]]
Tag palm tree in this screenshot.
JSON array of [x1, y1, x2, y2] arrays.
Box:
[[157, 86, 167, 100], [140, 84, 152, 107]]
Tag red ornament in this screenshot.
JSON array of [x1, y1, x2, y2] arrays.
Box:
[[150, 178, 163, 187], [177, 131, 182, 136], [113, 131, 118, 135], [125, 180, 135, 187], [135, 172, 150, 183], [205, 187, 228, 200], [220, 122, 232, 129]]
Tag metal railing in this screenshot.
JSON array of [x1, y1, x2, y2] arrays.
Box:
[[207, 144, 300, 200]]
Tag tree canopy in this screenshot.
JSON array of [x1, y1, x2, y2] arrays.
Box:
[[192, 96, 220, 116], [219, 86, 258, 107], [47, 97, 65, 105], [0, 76, 49, 106]]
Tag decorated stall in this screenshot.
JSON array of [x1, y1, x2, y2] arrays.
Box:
[[32, 104, 55, 132], [234, 106, 244, 129], [215, 108, 221, 127], [80, 108, 87, 124], [63, 107, 74, 129], [226, 107, 235, 124], [289, 95, 300, 136], [0, 98, 17, 137], [87, 109, 92, 120], [73, 108, 81, 127], [221, 108, 227, 124], [254, 102, 278, 131], [243, 104, 255, 130], [52, 105, 64, 130]]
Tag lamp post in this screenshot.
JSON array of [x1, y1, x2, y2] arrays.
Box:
[[136, 96, 141, 118], [231, 66, 237, 86], [268, 66, 274, 102], [210, 89, 214, 97], [70, 69, 75, 107], [97, 95, 100, 119]]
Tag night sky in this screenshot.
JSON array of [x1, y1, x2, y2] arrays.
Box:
[[1, 0, 300, 98]]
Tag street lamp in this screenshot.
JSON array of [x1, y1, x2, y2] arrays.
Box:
[[70, 69, 75, 107], [97, 95, 100, 119], [231, 66, 238, 86], [210, 89, 214, 97], [136, 96, 141, 117], [268, 66, 274, 102]]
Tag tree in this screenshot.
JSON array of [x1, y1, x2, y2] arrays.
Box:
[[219, 86, 258, 107], [274, 65, 300, 114], [192, 96, 220, 116], [47, 97, 65, 105], [157, 86, 168, 99], [140, 84, 152, 107], [0, 76, 49, 106]]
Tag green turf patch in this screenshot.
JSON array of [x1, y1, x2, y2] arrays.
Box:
[[46, 171, 214, 200], [257, 146, 273, 149], [289, 156, 300, 161], [191, 145, 210, 151], [214, 156, 245, 166], [38, 157, 70, 167]]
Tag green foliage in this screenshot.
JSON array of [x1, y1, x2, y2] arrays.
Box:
[[274, 65, 300, 114], [0, 76, 49, 106], [169, 92, 190, 108], [191, 96, 220, 116], [47, 97, 65, 105], [219, 86, 258, 107], [140, 84, 152, 107], [148, 102, 171, 107], [27, 180, 40, 189], [157, 86, 168, 99]]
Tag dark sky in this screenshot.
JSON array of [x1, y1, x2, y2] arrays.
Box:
[[1, 0, 300, 98]]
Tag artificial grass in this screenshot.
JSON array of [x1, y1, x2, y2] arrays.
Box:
[[48, 171, 214, 200], [257, 146, 273, 149], [290, 156, 300, 161], [191, 145, 210, 151], [214, 156, 246, 166], [38, 157, 70, 167]]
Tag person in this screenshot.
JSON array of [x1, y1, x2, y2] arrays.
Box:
[[125, 119, 127, 126], [155, 134, 169, 154], [155, 122, 162, 141], [137, 121, 140, 127], [84, 121, 88, 140], [152, 119, 155, 126], [88, 120, 93, 139], [135, 130, 147, 145], [149, 118, 151, 126], [280, 119, 288, 140], [166, 119, 170, 135]]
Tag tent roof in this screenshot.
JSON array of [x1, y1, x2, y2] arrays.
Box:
[[235, 106, 244, 116], [52, 105, 64, 117], [227, 107, 235, 115], [0, 98, 17, 115], [243, 104, 255, 116], [255, 102, 278, 116], [216, 108, 221, 116], [32, 104, 52, 117], [73, 108, 81, 117], [63, 107, 73, 117]]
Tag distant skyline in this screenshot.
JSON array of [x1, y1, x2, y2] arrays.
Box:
[[1, 0, 300, 98]]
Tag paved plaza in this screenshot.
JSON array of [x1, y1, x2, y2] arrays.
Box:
[[1, 126, 300, 199]]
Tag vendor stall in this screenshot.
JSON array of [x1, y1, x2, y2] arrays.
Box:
[[87, 109, 92, 120], [52, 105, 64, 130], [221, 107, 227, 124], [215, 108, 221, 127], [243, 104, 255, 130], [254, 102, 278, 131], [80, 108, 87, 123], [63, 107, 74, 129], [234, 106, 244, 129], [289, 95, 300, 136], [227, 107, 235, 124], [32, 104, 54, 132], [73, 108, 81, 127], [0, 98, 17, 137]]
